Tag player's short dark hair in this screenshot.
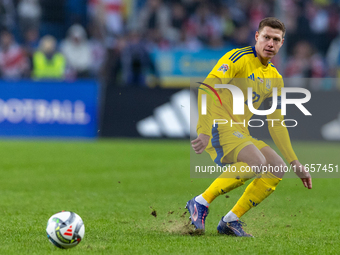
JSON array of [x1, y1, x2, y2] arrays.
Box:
[[258, 17, 286, 37]]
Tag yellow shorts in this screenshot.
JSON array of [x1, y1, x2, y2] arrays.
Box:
[[205, 126, 268, 165]]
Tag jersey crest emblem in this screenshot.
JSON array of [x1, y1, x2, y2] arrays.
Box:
[[217, 64, 229, 74]]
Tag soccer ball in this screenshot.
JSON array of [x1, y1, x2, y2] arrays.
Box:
[[46, 211, 85, 249]]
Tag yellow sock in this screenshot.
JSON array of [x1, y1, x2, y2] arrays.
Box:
[[231, 171, 281, 218], [202, 162, 256, 204]]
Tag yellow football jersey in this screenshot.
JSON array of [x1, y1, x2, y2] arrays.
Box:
[[197, 46, 298, 163]]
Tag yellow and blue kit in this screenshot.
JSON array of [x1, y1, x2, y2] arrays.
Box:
[[197, 46, 297, 165]]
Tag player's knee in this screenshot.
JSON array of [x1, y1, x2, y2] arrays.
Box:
[[247, 155, 267, 173], [272, 158, 286, 168], [266, 157, 287, 178]]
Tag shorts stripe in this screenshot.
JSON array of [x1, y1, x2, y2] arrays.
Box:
[[211, 124, 224, 166]]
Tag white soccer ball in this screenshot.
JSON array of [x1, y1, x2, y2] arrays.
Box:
[[46, 211, 85, 249]]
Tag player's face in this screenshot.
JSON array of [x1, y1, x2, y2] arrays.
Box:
[[255, 26, 284, 63]]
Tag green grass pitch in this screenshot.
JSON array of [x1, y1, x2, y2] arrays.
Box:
[[0, 139, 339, 254]]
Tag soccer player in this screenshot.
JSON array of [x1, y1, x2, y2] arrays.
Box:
[[186, 17, 312, 237]]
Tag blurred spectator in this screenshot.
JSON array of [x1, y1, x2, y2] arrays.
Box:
[[326, 35, 340, 90], [23, 27, 39, 60], [248, 0, 270, 30], [102, 36, 126, 87], [121, 30, 158, 87], [226, 0, 248, 27], [176, 29, 203, 51], [326, 33, 340, 89], [146, 28, 170, 50], [307, 2, 332, 54], [308, 3, 329, 34], [0, 30, 29, 80], [32, 35, 66, 80], [137, 0, 170, 42], [186, 3, 223, 45], [285, 41, 326, 78], [17, 0, 41, 35], [229, 25, 252, 48], [285, 3, 312, 55], [283, 1, 299, 33], [218, 6, 235, 42], [88, 24, 106, 77], [0, 0, 15, 32], [166, 2, 187, 44], [326, 3, 340, 38], [181, 0, 200, 16], [60, 24, 92, 78], [326, 33, 340, 77], [88, 0, 125, 43], [295, 4, 312, 40]]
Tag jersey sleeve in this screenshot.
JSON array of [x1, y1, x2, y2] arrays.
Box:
[[208, 52, 240, 83], [265, 79, 298, 164], [196, 50, 242, 136]]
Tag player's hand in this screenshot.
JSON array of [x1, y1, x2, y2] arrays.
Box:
[[191, 133, 210, 154], [291, 160, 312, 189]]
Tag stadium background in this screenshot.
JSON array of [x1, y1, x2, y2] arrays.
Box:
[[1, 0, 340, 254], [1, 0, 340, 140]]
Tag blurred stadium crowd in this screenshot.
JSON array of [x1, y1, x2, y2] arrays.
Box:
[[1, 0, 340, 88]]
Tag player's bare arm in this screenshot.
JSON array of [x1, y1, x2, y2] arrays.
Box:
[[191, 133, 210, 154], [291, 160, 312, 189]]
